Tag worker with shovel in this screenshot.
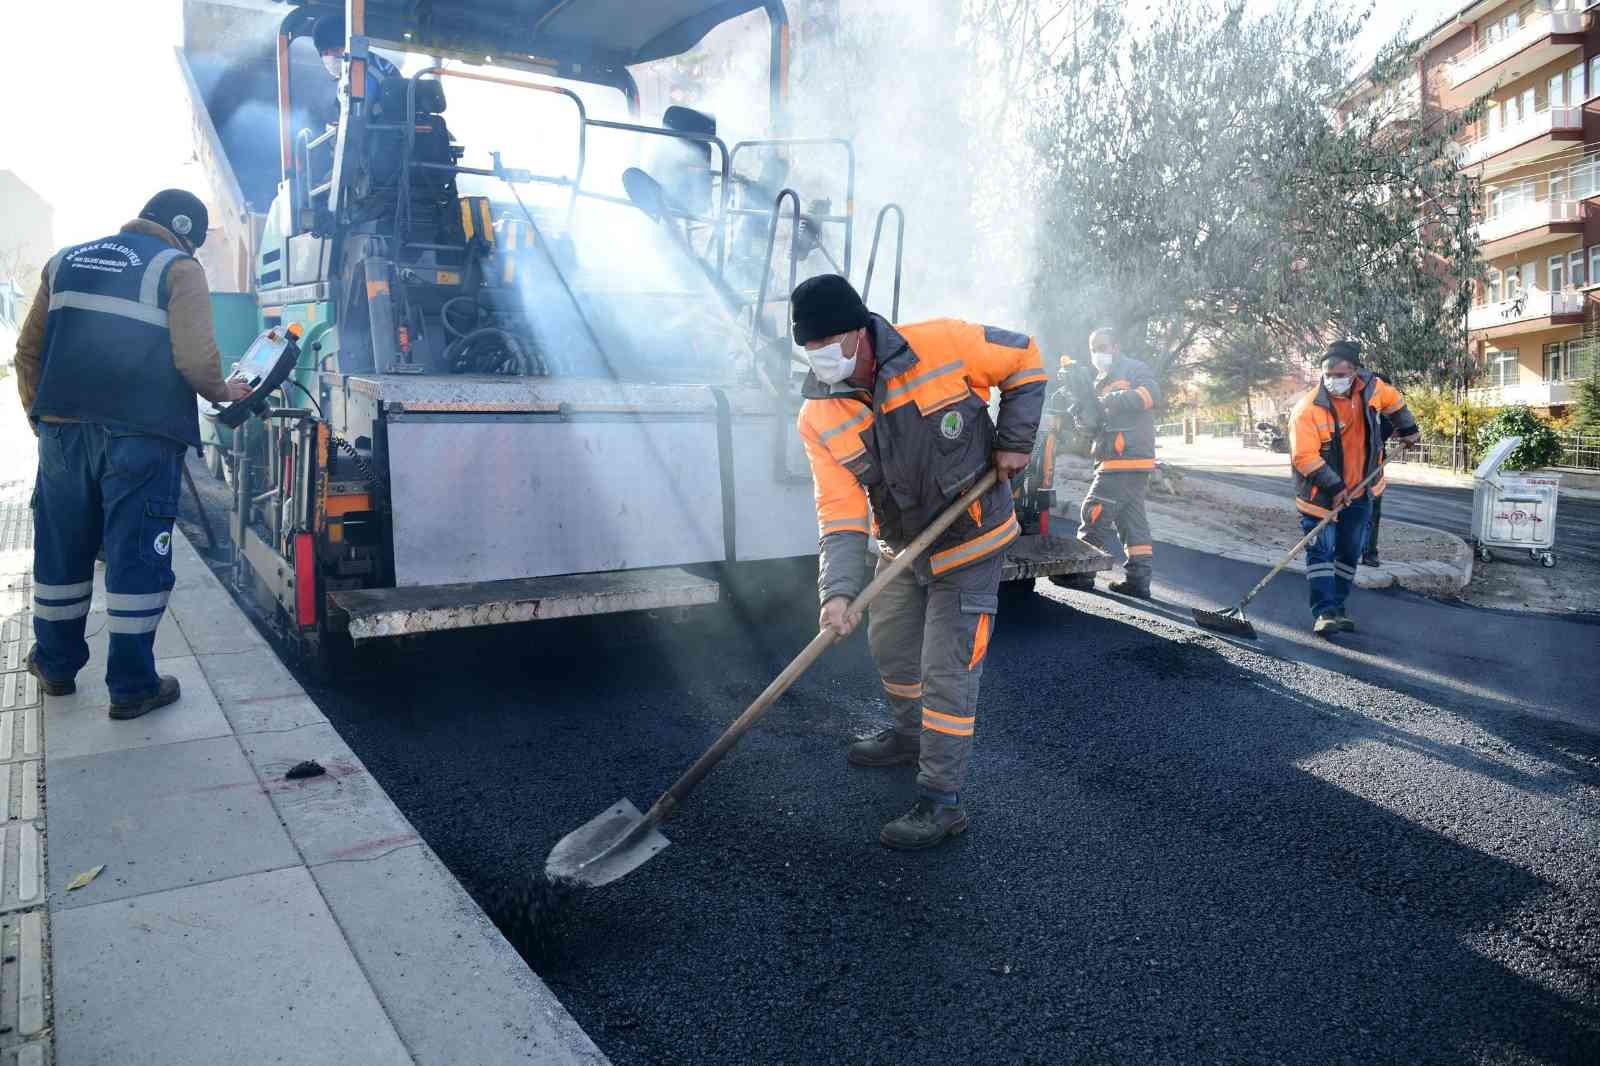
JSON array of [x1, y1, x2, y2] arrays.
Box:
[[793, 274, 1046, 850], [1289, 342, 1419, 635]]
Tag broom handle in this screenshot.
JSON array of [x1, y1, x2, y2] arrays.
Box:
[[639, 468, 1003, 828], [1235, 464, 1386, 611]]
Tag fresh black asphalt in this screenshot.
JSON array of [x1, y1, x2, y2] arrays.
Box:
[[176, 458, 1600, 1064]]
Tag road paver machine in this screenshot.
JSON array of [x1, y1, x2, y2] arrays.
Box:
[[178, 0, 1106, 664]]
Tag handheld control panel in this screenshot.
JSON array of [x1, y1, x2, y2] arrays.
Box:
[[205, 323, 304, 428]]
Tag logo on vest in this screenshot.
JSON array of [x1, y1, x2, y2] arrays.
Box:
[[153, 531, 171, 557], [171, 214, 193, 236], [939, 411, 964, 439]]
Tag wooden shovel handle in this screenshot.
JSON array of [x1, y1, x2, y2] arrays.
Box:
[[642, 468, 1004, 827]]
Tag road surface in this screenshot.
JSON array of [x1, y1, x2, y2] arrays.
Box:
[[259, 552, 1599, 1066]]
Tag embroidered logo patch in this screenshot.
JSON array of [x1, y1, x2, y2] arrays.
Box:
[[940, 411, 964, 439], [171, 214, 193, 236], [153, 531, 171, 557]]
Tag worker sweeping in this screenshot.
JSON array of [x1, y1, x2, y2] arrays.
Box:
[[1289, 341, 1419, 635], [1069, 328, 1160, 598], [13, 190, 248, 718], [793, 274, 1046, 850]]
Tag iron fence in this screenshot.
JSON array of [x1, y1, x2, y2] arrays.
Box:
[[1558, 433, 1600, 470]]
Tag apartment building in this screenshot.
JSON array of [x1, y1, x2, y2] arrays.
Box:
[[1438, 0, 1600, 415], [1336, 2, 1600, 414]]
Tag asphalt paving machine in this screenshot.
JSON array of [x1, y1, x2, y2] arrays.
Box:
[[178, 0, 1107, 665]]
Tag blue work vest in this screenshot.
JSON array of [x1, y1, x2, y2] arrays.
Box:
[[31, 231, 201, 447]]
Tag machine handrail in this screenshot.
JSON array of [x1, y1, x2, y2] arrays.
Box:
[[730, 138, 856, 277], [753, 188, 803, 346], [398, 68, 589, 253], [862, 203, 905, 323], [582, 117, 734, 274]]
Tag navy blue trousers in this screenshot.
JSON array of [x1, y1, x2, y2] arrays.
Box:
[[1300, 494, 1372, 619], [32, 423, 184, 702]]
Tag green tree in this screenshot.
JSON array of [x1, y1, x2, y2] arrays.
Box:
[[1197, 325, 1290, 428], [1026, 0, 1481, 391], [1573, 370, 1600, 437], [1476, 406, 1562, 470]]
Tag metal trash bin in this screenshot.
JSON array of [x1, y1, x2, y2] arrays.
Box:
[[1471, 435, 1560, 567]]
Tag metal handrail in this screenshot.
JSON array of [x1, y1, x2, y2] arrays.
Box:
[[862, 203, 905, 323], [754, 188, 803, 345], [730, 138, 856, 276], [398, 67, 589, 253], [582, 117, 734, 274]]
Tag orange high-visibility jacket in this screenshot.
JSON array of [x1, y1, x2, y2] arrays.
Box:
[[1290, 369, 1417, 519], [1090, 355, 1161, 471], [797, 316, 1047, 604]]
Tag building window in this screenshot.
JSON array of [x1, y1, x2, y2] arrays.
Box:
[[1521, 88, 1536, 122], [1551, 171, 1566, 202], [1551, 72, 1566, 108], [1545, 342, 1564, 382], [1572, 250, 1586, 287], [1489, 348, 1520, 387], [1591, 245, 1600, 287], [1550, 254, 1566, 290], [1487, 268, 1502, 303], [1571, 339, 1596, 379], [1592, 56, 1600, 101], [1573, 62, 1587, 102]]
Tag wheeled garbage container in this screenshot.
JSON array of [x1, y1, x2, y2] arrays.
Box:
[[1471, 435, 1560, 567]]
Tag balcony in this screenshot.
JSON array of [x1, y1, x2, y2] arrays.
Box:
[[1458, 106, 1584, 174], [1468, 379, 1580, 407], [1467, 287, 1586, 336], [1475, 198, 1584, 255], [1447, 10, 1585, 95]]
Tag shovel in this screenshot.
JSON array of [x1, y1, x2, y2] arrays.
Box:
[[1191, 464, 1386, 639], [546, 468, 1003, 888]]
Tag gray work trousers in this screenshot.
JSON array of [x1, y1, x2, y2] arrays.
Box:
[[1078, 469, 1154, 578], [866, 551, 1002, 801]]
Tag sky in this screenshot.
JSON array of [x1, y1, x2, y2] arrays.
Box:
[[0, 0, 1468, 256]]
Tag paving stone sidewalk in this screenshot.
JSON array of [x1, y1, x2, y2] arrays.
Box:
[[0, 461, 606, 1066]]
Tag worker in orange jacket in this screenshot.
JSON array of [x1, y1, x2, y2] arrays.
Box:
[[1289, 341, 1419, 635], [792, 274, 1047, 850]]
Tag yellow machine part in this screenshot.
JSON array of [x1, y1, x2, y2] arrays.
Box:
[[460, 197, 494, 246], [493, 218, 537, 286]]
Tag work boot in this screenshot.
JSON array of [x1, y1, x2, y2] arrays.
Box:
[[1108, 573, 1152, 600], [880, 798, 969, 850], [847, 728, 920, 768], [25, 647, 75, 696], [1336, 610, 1356, 632], [1313, 613, 1341, 637], [109, 676, 181, 721], [1360, 551, 1380, 568]]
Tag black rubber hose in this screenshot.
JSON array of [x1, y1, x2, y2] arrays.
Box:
[[441, 296, 479, 339]]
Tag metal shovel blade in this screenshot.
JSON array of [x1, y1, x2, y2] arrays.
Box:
[[545, 798, 670, 889]]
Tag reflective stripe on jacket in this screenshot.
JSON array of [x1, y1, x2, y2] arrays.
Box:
[[1090, 355, 1160, 470], [798, 315, 1046, 603], [1289, 370, 1417, 519], [31, 227, 202, 446]]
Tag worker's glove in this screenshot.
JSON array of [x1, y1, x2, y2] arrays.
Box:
[[1312, 467, 1345, 495]]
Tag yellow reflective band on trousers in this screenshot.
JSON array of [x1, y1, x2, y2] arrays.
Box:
[[922, 707, 975, 737], [883, 678, 923, 699]]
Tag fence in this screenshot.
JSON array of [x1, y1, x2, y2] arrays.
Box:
[[1386, 438, 1467, 470], [1558, 433, 1600, 470]]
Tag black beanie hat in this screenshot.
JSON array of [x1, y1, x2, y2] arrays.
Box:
[[791, 273, 870, 344], [1321, 339, 1362, 368], [139, 189, 209, 250], [313, 15, 345, 52]]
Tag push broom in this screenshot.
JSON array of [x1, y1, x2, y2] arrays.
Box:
[[1191, 464, 1385, 639]]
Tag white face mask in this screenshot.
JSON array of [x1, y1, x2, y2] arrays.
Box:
[[1323, 374, 1354, 396], [808, 333, 859, 385], [322, 53, 343, 79], [1090, 351, 1115, 372]]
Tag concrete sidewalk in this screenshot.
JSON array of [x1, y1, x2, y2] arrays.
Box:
[[0, 472, 606, 1064]]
